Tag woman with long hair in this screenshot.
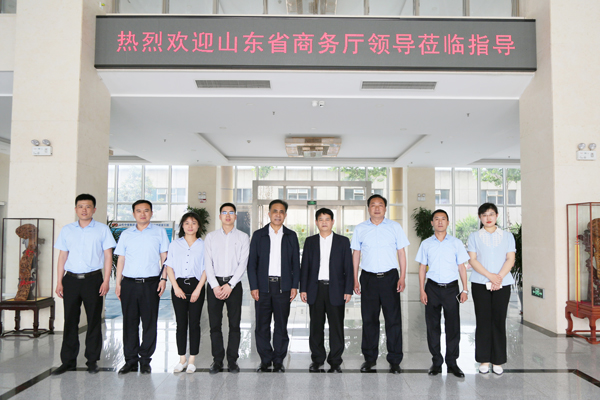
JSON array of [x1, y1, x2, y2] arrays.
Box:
[[467, 203, 516, 376], [165, 212, 207, 373]]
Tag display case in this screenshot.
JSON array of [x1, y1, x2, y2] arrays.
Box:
[[566, 203, 600, 344], [0, 218, 55, 337]]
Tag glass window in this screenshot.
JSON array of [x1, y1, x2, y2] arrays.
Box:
[[480, 168, 503, 204], [342, 187, 365, 201], [435, 168, 452, 205], [341, 167, 366, 181], [171, 166, 189, 203], [314, 187, 338, 201], [219, 0, 263, 14], [117, 204, 133, 221], [368, 167, 388, 196], [454, 168, 478, 204], [235, 204, 252, 236], [286, 166, 311, 181], [145, 165, 169, 202], [170, 204, 188, 223], [117, 165, 142, 202], [506, 168, 521, 205], [419, 0, 463, 16], [343, 206, 365, 239], [258, 166, 284, 180], [313, 166, 339, 181], [336, 0, 364, 15], [286, 208, 308, 248], [108, 165, 116, 203], [287, 188, 310, 200], [152, 204, 169, 221], [469, 0, 512, 17], [506, 207, 521, 229], [169, 0, 213, 14], [1, 0, 17, 13], [438, 206, 453, 236], [454, 206, 479, 245], [118, 0, 162, 13], [236, 188, 252, 204], [257, 186, 283, 200], [369, 0, 413, 16], [267, 0, 287, 14], [481, 190, 504, 205], [107, 204, 115, 221]]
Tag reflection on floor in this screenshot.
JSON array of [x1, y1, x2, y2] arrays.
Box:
[[1, 274, 599, 399]]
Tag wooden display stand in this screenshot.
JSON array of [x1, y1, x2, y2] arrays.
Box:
[[565, 300, 600, 344], [0, 297, 55, 338]]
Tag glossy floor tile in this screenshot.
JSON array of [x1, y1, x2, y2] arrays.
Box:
[[1, 274, 599, 399]]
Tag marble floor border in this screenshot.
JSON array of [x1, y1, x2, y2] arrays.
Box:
[[1, 367, 598, 400]]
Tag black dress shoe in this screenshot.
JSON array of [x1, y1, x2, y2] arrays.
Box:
[[389, 363, 402, 374], [328, 364, 342, 373], [87, 363, 100, 374], [309, 362, 324, 372], [51, 364, 76, 376], [118, 362, 138, 374], [360, 361, 376, 373], [228, 362, 240, 373], [256, 362, 271, 372], [140, 363, 152, 374], [447, 365, 465, 378], [428, 364, 442, 376], [209, 362, 223, 375], [273, 363, 285, 373]]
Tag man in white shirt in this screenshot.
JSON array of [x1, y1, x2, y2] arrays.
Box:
[[247, 199, 300, 373], [204, 203, 250, 374], [300, 208, 353, 373]]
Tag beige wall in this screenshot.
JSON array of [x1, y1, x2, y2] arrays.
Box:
[[5, 0, 110, 331], [0, 14, 16, 72], [405, 167, 436, 273], [188, 166, 220, 235], [520, 0, 600, 333]]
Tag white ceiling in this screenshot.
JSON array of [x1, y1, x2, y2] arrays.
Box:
[[0, 69, 533, 166]]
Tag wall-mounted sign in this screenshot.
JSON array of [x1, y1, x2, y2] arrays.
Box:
[[95, 15, 536, 71]]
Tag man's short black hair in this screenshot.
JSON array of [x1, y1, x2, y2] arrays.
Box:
[[75, 193, 96, 208], [132, 199, 153, 212], [220, 203, 237, 213], [315, 208, 334, 220], [367, 194, 387, 207], [269, 199, 288, 212], [431, 209, 449, 221]]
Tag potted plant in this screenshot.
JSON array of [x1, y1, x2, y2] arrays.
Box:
[[186, 206, 210, 238], [510, 223, 523, 313], [411, 207, 434, 243]]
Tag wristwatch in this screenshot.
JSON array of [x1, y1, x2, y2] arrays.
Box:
[[160, 277, 168, 281], [462, 290, 468, 294]]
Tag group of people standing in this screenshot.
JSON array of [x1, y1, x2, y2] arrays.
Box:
[[50, 192, 516, 378]]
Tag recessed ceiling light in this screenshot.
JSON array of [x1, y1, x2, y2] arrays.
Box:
[[191, 149, 197, 152], [246, 103, 253, 106], [219, 127, 226, 130], [375, 104, 384, 108], [311, 127, 317, 130]]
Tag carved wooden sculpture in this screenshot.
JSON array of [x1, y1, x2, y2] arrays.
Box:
[[590, 218, 600, 279], [14, 224, 38, 301]]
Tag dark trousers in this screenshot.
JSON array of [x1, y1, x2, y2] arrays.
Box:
[[309, 281, 345, 366], [425, 279, 461, 367], [207, 277, 243, 364], [60, 271, 104, 367], [360, 269, 403, 364], [120, 277, 160, 365], [172, 278, 205, 356], [472, 282, 511, 365], [255, 280, 291, 364]]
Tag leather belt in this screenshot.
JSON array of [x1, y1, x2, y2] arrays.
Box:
[[268, 276, 280, 282], [123, 276, 160, 284], [429, 279, 458, 288], [218, 276, 233, 283], [318, 280, 330, 285], [362, 269, 396, 278], [66, 269, 102, 279]]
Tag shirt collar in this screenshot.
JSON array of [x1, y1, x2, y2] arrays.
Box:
[[479, 227, 503, 237], [134, 223, 153, 232], [319, 232, 333, 241], [269, 225, 283, 235], [77, 219, 96, 229], [367, 217, 388, 226], [220, 227, 237, 236]]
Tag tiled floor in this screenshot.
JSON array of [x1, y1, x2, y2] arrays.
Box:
[[1, 274, 599, 399]]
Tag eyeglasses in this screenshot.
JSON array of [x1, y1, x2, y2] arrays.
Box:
[[221, 211, 236, 215]]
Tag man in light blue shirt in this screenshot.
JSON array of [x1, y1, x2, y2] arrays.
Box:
[[416, 209, 469, 378], [114, 199, 170, 374], [52, 194, 116, 375], [350, 194, 409, 374]]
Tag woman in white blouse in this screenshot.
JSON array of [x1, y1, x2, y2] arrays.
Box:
[[467, 203, 516, 376], [165, 212, 207, 373]]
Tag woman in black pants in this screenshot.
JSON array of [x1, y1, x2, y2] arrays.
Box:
[[165, 212, 207, 373], [467, 203, 516, 376]]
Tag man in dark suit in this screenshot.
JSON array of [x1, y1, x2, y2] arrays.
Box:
[[300, 208, 353, 373], [247, 199, 300, 373]]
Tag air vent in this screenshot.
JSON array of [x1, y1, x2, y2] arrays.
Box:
[[195, 80, 271, 89], [361, 81, 437, 90]]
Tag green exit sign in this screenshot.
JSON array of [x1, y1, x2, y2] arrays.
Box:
[[531, 286, 544, 299], [307, 201, 317, 206]]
